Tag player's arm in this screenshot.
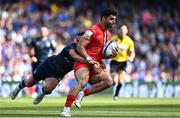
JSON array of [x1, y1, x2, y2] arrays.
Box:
[[76, 30, 102, 73], [29, 40, 38, 62], [69, 49, 87, 63], [50, 39, 56, 52], [76, 36, 90, 61], [100, 60, 106, 69], [127, 41, 135, 62], [128, 50, 135, 62], [30, 48, 38, 62], [76, 30, 98, 65]]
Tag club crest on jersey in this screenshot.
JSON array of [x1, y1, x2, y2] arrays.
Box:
[[83, 30, 93, 39]]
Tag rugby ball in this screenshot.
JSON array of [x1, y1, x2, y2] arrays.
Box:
[[102, 40, 118, 58]]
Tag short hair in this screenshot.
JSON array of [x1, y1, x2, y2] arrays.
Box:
[[77, 32, 85, 36], [100, 8, 117, 20]]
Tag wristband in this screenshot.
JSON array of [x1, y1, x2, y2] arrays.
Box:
[[85, 56, 92, 62]]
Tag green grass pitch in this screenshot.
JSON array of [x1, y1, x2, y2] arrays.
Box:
[[1, 95, 180, 118]]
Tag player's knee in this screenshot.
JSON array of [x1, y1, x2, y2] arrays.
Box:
[[76, 74, 89, 88], [104, 76, 113, 87], [79, 80, 87, 88], [25, 77, 38, 87], [25, 82, 33, 87], [43, 86, 53, 94], [106, 78, 113, 87], [78, 74, 89, 81], [111, 72, 116, 78]]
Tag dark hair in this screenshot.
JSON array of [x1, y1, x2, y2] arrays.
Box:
[[77, 31, 85, 36], [100, 8, 117, 20]]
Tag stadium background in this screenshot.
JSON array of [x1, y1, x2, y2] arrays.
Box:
[[0, 0, 180, 98]]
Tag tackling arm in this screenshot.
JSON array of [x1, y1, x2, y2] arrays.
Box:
[[69, 49, 87, 64], [100, 60, 106, 69]]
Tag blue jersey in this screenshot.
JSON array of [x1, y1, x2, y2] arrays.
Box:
[[48, 43, 77, 78], [30, 37, 55, 61], [33, 43, 77, 80]]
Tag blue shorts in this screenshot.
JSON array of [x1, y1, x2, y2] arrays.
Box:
[[33, 58, 63, 81]]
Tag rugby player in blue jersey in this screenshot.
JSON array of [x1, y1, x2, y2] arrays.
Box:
[[10, 32, 87, 104]]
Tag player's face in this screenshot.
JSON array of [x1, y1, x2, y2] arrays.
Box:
[[41, 27, 49, 37], [75, 36, 81, 43], [119, 25, 128, 37], [105, 15, 116, 28]]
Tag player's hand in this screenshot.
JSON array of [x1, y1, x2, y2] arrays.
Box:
[[127, 57, 133, 62], [86, 57, 100, 65], [31, 56, 38, 62], [85, 57, 102, 73], [92, 63, 102, 74], [87, 59, 98, 65], [110, 47, 118, 58], [100, 62, 106, 69]]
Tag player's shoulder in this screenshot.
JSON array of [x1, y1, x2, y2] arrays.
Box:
[[88, 24, 100, 33], [124, 35, 134, 47], [84, 24, 100, 38], [90, 24, 99, 29], [64, 43, 76, 50], [111, 35, 119, 41], [68, 42, 76, 47], [124, 35, 133, 42]]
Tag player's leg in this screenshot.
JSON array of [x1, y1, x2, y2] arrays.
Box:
[[114, 70, 124, 100], [11, 59, 50, 100], [75, 70, 113, 108], [33, 77, 59, 104], [10, 75, 39, 100], [32, 61, 42, 94], [32, 58, 61, 104], [111, 71, 119, 84], [88, 70, 113, 94], [109, 60, 121, 100], [60, 67, 90, 117], [111, 71, 119, 95]]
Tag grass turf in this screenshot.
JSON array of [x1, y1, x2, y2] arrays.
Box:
[[1, 95, 180, 118]]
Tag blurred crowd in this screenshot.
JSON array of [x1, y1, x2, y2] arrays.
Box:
[[0, 0, 180, 84]]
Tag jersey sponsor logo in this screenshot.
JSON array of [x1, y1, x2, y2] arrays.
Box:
[[118, 44, 126, 51], [83, 30, 93, 39]]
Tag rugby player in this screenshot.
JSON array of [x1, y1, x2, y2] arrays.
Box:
[[10, 32, 86, 104], [73, 25, 135, 106], [110, 25, 135, 100], [60, 8, 118, 117]]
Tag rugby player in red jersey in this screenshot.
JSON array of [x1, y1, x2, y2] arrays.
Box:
[[60, 8, 117, 117]]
